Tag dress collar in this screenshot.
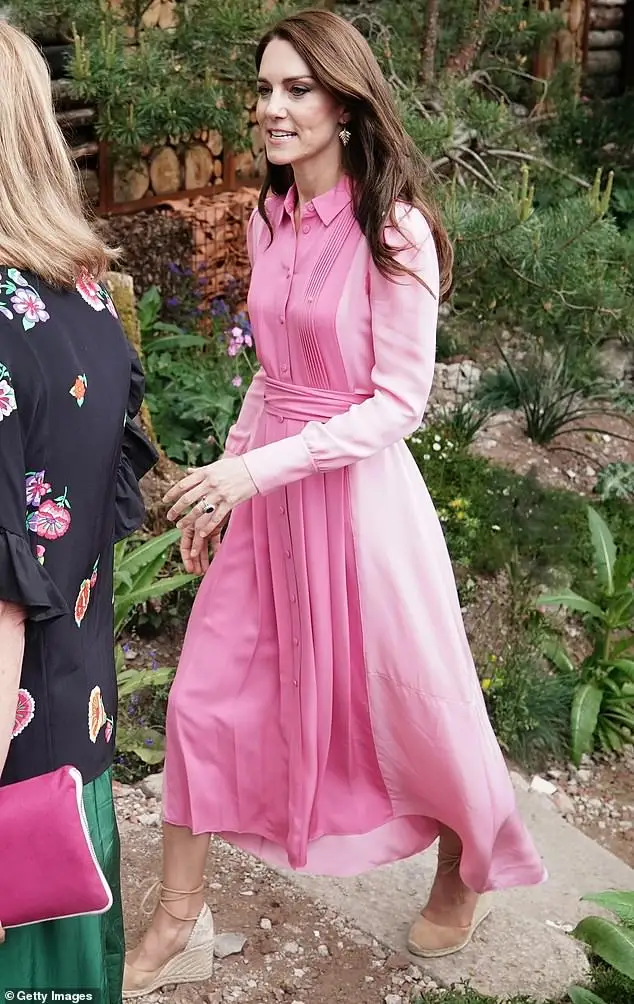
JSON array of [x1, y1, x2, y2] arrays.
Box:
[[282, 174, 352, 227]]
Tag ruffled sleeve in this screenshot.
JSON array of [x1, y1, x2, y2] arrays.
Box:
[[0, 320, 68, 621], [114, 343, 159, 543]]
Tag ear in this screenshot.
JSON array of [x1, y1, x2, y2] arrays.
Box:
[[338, 108, 351, 126]]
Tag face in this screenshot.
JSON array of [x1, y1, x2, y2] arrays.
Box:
[[256, 38, 346, 171]]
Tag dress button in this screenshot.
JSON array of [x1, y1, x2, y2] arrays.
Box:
[[279, 506, 286, 516], [281, 363, 288, 374], [279, 315, 285, 324], [293, 638, 299, 646], [302, 224, 310, 235], [290, 594, 297, 603], [307, 296, 314, 303], [306, 202, 314, 212], [293, 680, 298, 687], [277, 415, 284, 423], [285, 549, 291, 559]]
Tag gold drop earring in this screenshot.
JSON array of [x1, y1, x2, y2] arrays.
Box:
[[339, 126, 351, 147]]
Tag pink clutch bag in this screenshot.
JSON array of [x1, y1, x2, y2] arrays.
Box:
[[0, 765, 113, 928]]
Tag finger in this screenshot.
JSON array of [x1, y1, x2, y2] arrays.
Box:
[[167, 484, 214, 523], [163, 469, 206, 506], [200, 546, 211, 573], [0, 925, 5, 944], [189, 506, 228, 548]]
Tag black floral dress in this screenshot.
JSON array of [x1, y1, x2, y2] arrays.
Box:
[[0, 266, 157, 787]]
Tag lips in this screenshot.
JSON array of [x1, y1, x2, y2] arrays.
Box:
[[267, 130, 297, 140]]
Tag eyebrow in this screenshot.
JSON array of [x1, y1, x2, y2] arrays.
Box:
[[257, 75, 315, 85]]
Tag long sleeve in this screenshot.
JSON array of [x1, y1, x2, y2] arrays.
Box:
[[224, 207, 267, 456], [243, 207, 439, 495], [0, 320, 68, 620]]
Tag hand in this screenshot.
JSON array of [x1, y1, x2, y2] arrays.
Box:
[[180, 520, 226, 575], [0, 921, 5, 944], [164, 456, 257, 555]]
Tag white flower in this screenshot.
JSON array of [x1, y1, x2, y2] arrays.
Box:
[[491, 524, 501, 532], [423, 454, 430, 461], [432, 442, 442, 452]]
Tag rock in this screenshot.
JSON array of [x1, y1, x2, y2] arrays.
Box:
[[598, 338, 631, 382], [202, 994, 222, 1004], [214, 933, 247, 959], [283, 940, 300, 955], [552, 791, 575, 816], [385, 952, 411, 970], [260, 917, 272, 930], [530, 775, 558, 796], [140, 772, 164, 799], [385, 996, 403, 1004], [137, 812, 160, 826], [576, 769, 592, 783], [317, 944, 330, 957]]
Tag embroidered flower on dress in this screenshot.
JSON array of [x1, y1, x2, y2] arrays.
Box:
[[76, 272, 105, 311], [25, 470, 52, 507], [69, 374, 88, 407], [12, 689, 35, 738], [75, 578, 92, 627], [0, 305, 13, 320], [11, 288, 50, 329], [104, 720, 113, 743], [36, 545, 46, 565], [27, 490, 71, 540], [104, 292, 118, 318], [7, 268, 29, 287], [90, 555, 100, 589], [88, 686, 107, 743], [0, 365, 16, 421]]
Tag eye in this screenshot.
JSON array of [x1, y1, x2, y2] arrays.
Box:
[[290, 86, 310, 97], [257, 85, 271, 97]]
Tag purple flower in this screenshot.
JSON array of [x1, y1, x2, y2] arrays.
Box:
[[167, 263, 182, 274], [227, 343, 239, 357], [166, 296, 180, 307], [232, 375, 243, 388], [244, 333, 253, 348], [211, 298, 228, 317], [144, 738, 154, 747]]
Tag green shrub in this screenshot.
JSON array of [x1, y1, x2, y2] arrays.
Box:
[[481, 633, 575, 770], [538, 508, 634, 764], [139, 283, 258, 466], [407, 426, 634, 585], [570, 891, 634, 1004]]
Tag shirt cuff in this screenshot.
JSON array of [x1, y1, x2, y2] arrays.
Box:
[[242, 433, 317, 495]]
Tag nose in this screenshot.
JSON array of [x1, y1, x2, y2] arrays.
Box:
[[264, 88, 288, 119]]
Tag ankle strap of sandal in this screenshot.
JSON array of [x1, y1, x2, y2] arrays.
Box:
[[141, 880, 206, 921]]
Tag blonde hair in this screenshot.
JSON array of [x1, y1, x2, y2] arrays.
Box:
[[0, 22, 117, 287]]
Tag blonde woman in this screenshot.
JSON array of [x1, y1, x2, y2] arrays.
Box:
[[0, 22, 156, 996]]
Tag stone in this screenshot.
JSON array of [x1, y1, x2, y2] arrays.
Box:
[[260, 917, 273, 930], [598, 338, 631, 382], [317, 944, 330, 957], [214, 933, 247, 959], [283, 941, 300, 955], [384, 996, 403, 1004], [140, 772, 164, 799], [530, 775, 558, 796], [552, 791, 576, 816], [137, 812, 160, 827]]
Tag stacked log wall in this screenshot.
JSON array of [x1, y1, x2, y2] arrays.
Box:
[[584, 0, 628, 96]]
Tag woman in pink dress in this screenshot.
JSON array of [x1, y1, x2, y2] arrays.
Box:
[[124, 9, 546, 996]]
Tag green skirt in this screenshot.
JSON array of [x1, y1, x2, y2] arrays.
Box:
[[0, 767, 124, 1003]]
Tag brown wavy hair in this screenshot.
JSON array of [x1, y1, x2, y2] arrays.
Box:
[[255, 9, 453, 300]]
